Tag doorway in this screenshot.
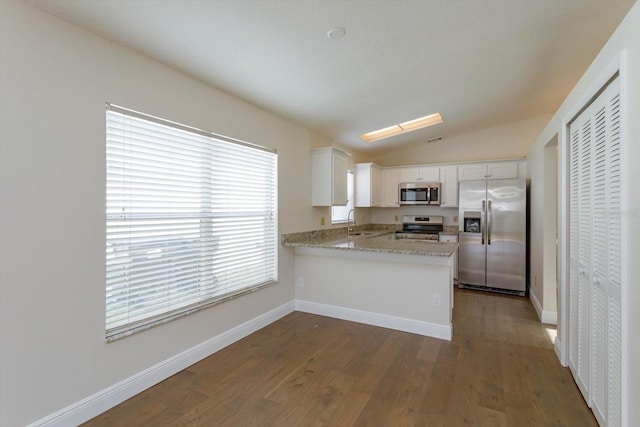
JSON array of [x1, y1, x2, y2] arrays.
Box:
[[542, 135, 559, 325]]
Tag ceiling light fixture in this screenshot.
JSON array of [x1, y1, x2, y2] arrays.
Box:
[[359, 113, 444, 143]]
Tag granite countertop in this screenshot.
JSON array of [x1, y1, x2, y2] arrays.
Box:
[[282, 226, 457, 257], [440, 225, 459, 235]]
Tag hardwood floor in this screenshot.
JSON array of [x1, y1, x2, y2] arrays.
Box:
[[83, 289, 596, 426]]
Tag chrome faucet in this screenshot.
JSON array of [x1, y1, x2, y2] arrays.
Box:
[[347, 209, 356, 236]]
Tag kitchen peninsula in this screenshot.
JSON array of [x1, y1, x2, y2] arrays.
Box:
[[282, 227, 457, 341]]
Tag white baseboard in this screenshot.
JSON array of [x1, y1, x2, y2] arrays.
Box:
[[529, 290, 558, 325], [28, 301, 295, 427], [554, 336, 567, 367], [295, 299, 452, 341], [29, 298, 451, 426]]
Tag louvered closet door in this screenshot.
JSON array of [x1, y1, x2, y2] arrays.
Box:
[[568, 75, 622, 427], [569, 124, 580, 378], [573, 99, 593, 402], [606, 87, 622, 427], [592, 98, 610, 425]]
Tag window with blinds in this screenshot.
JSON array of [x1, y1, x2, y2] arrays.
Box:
[[105, 104, 278, 341]]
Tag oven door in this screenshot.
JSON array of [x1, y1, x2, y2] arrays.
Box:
[[395, 231, 439, 241]]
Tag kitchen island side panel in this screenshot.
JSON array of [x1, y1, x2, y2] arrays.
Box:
[[293, 248, 452, 338]]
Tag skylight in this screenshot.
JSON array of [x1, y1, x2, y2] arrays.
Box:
[[359, 113, 443, 143]]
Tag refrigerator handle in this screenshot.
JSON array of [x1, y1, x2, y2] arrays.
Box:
[[481, 200, 486, 245], [487, 200, 492, 245]]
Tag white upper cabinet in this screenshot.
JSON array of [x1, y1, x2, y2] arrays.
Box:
[[355, 160, 522, 209], [398, 166, 440, 183], [355, 163, 382, 207], [381, 167, 400, 207], [439, 165, 458, 207], [311, 147, 349, 206], [458, 161, 520, 180]]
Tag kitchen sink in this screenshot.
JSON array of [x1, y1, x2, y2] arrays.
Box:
[[350, 231, 382, 237], [349, 231, 385, 237]]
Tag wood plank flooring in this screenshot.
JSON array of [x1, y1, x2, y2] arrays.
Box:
[[83, 289, 596, 426]]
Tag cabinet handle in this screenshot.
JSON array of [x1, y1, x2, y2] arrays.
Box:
[[487, 200, 492, 245], [481, 200, 486, 245]]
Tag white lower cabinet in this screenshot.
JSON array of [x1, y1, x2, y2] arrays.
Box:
[[438, 234, 458, 281]]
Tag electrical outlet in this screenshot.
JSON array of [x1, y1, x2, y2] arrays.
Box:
[[453, 215, 458, 223], [320, 217, 325, 226], [432, 293, 441, 307], [297, 277, 305, 287], [394, 215, 399, 222]]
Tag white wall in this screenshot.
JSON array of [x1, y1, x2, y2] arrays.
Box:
[[526, 2, 640, 424], [527, 134, 559, 323], [0, 2, 363, 425], [369, 114, 551, 166]]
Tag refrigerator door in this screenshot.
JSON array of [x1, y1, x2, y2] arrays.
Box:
[[458, 180, 487, 287], [486, 179, 526, 292]]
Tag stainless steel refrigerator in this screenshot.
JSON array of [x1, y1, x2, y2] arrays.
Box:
[[458, 179, 526, 295]]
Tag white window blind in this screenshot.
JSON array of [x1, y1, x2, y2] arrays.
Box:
[[106, 104, 278, 340]]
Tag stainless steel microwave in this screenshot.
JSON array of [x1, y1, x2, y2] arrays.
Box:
[[399, 182, 441, 205]]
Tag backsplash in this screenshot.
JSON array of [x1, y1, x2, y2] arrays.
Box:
[[371, 206, 460, 226]]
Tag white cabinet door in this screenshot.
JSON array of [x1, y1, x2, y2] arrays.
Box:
[[398, 166, 440, 183], [398, 167, 420, 183], [458, 162, 519, 181], [458, 164, 488, 181], [440, 165, 458, 207], [311, 147, 349, 206], [332, 151, 348, 205], [438, 234, 458, 280], [419, 166, 440, 182], [371, 165, 381, 206], [486, 162, 518, 179], [354, 163, 381, 207], [381, 168, 400, 207]]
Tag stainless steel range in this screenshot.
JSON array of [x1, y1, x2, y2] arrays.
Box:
[[395, 215, 443, 241]]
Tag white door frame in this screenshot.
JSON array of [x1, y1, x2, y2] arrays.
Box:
[[557, 49, 628, 425]]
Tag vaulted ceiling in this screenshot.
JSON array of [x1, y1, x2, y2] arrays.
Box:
[[28, 0, 636, 154]]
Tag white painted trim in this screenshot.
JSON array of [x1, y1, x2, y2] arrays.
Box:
[[529, 290, 558, 325], [28, 301, 295, 427], [530, 289, 543, 319], [542, 310, 558, 326], [618, 48, 629, 427], [558, 50, 626, 370], [555, 337, 566, 367], [558, 49, 629, 424], [295, 299, 452, 341]]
